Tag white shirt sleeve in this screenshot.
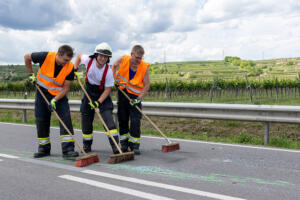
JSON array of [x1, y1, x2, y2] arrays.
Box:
[[81, 54, 90, 68], [105, 68, 114, 87]]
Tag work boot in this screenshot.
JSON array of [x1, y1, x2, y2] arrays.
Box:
[[120, 139, 129, 152], [33, 151, 50, 158], [129, 143, 141, 155], [83, 139, 93, 153], [83, 144, 92, 153], [111, 145, 120, 154], [63, 150, 79, 160], [132, 149, 141, 155]]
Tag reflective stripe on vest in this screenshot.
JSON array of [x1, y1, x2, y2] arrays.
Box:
[[120, 133, 129, 140], [39, 73, 63, 86], [128, 136, 140, 144], [60, 135, 74, 143], [38, 137, 50, 145], [83, 133, 93, 141], [37, 52, 74, 96], [37, 79, 63, 91], [115, 77, 142, 95], [105, 129, 119, 137], [116, 55, 149, 96]]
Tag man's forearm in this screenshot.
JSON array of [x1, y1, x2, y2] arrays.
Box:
[[24, 54, 33, 73], [55, 80, 72, 100], [139, 84, 149, 99], [98, 87, 111, 103], [54, 88, 69, 101]]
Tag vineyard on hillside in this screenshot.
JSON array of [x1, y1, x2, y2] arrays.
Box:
[[1, 57, 300, 104]]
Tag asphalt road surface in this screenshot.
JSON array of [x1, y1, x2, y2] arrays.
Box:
[[0, 122, 299, 200]]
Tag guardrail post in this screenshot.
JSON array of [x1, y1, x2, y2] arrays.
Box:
[[23, 92, 28, 123], [245, 75, 253, 103], [264, 122, 269, 146], [210, 76, 216, 102]]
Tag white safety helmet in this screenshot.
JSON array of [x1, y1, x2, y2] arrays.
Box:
[[92, 42, 112, 57]]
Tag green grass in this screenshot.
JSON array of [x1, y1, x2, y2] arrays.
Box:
[[0, 109, 299, 150], [142, 129, 300, 149]]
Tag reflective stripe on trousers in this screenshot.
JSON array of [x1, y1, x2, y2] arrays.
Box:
[[83, 133, 93, 141], [120, 133, 129, 141], [128, 136, 140, 144], [106, 129, 119, 137], [60, 135, 74, 143], [38, 137, 50, 145]]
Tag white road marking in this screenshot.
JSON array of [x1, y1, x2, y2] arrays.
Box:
[[0, 122, 82, 132], [0, 153, 245, 200], [0, 159, 3, 161], [0, 153, 19, 159], [82, 170, 246, 200], [59, 175, 175, 200]]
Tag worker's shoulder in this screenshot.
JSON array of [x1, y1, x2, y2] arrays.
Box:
[[31, 51, 49, 64]]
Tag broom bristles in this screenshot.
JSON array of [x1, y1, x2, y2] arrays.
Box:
[[75, 154, 99, 167], [107, 152, 134, 164], [162, 142, 180, 152]]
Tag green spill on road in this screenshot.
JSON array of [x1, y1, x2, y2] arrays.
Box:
[[100, 164, 293, 186]]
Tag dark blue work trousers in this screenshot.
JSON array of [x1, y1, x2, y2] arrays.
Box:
[[35, 86, 75, 153]]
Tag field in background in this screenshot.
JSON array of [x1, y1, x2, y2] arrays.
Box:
[[1, 57, 300, 83], [149, 57, 300, 82]]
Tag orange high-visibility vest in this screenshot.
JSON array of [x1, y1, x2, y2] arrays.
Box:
[[36, 52, 74, 96], [116, 55, 149, 96]]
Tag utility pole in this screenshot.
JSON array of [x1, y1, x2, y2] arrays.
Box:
[[164, 49, 166, 68], [222, 49, 225, 59]]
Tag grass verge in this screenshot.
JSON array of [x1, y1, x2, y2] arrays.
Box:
[[1, 110, 299, 150]]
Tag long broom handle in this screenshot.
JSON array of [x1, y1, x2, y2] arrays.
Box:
[[117, 86, 171, 143], [76, 78, 123, 154], [36, 85, 88, 156]]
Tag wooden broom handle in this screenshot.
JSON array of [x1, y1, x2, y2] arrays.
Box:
[[117, 86, 170, 142], [36, 85, 88, 156], [76, 79, 123, 154]]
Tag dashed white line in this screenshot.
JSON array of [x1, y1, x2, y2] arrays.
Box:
[[59, 175, 175, 200], [82, 170, 246, 200], [0, 159, 3, 162], [0, 153, 19, 159]]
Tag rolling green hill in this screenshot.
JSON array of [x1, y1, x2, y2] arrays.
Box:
[[1, 57, 300, 83], [149, 57, 300, 82]]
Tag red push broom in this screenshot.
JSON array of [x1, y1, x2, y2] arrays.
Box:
[[117, 86, 180, 152], [36, 85, 99, 167], [76, 77, 134, 164]]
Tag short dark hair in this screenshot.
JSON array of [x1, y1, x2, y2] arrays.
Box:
[[131, 45, 144, 55], [58, 45, 74, 58]]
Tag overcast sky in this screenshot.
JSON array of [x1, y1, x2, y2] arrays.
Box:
[[0, 0, 300, 64]]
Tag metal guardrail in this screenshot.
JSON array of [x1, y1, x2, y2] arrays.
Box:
[[1, 98, 300, 145]]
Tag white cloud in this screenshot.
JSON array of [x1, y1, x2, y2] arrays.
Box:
[[0, 0, 300, 64]]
